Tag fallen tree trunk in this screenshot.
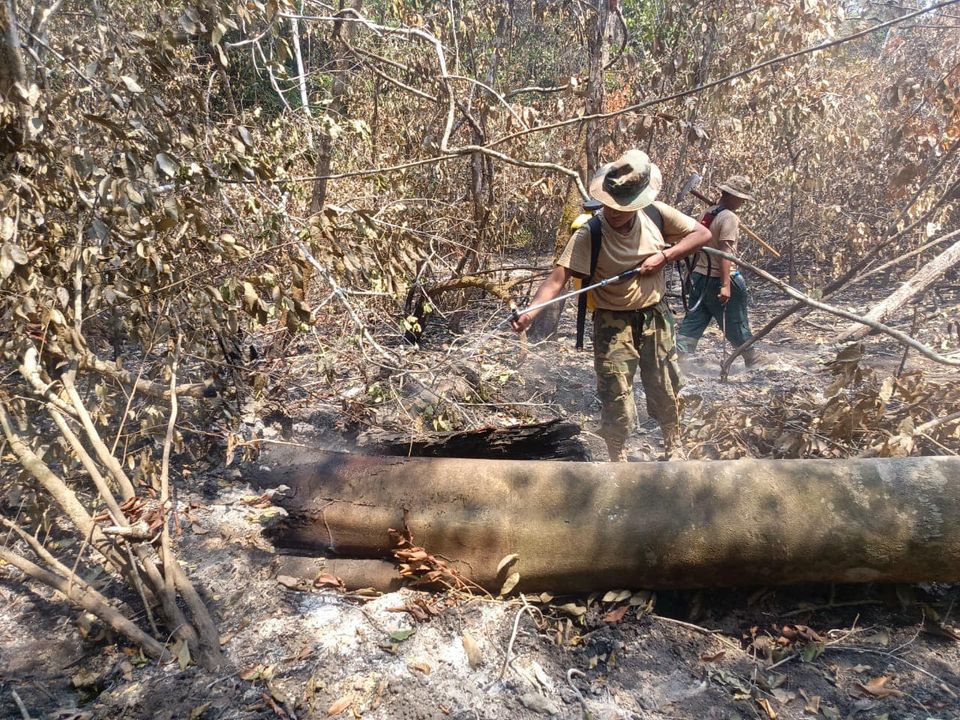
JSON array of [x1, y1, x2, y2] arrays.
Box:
[[254, 450, 960, 592], [837, 236, 960, 341]]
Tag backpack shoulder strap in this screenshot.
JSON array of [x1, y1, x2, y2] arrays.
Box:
[[700, 204, 726, 229], [643, 203, 665, 236], [575, 216, 603, 350]]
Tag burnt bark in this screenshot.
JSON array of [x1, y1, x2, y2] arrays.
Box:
[[357, 419, 590, 460]]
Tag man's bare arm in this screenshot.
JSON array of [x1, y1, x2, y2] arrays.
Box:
[[637, 223, 711, 275], [719, 257, 733, 303], [510, 265, 574, 332]]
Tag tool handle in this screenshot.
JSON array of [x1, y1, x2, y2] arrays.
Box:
[[739, 224, 781, 258], [689, 188, 781, 258], [690, 188, 712, 204]]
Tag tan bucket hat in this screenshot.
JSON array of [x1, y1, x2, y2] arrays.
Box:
[[589, 149, 662, 212], [718, 175, 755, 201]]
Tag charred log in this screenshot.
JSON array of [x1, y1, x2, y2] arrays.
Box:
[[357, 419, 590, 461]]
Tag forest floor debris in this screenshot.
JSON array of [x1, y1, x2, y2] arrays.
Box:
[[2, 275, 958, 719]]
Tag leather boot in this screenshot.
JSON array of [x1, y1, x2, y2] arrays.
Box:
[[605, 439, 626, 463], [743, 348, 761, 368]]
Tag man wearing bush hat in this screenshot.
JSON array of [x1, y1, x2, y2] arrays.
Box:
[[677, 174, 760, 367], [512, 149, 711, 461]]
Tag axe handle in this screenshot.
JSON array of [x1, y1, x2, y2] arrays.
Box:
[[739, 224, 781, 259], [688, 188, 782, 258]]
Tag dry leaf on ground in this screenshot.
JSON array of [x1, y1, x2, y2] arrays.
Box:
[[854, 675, 903, 698], [327, 694, 353, 716]]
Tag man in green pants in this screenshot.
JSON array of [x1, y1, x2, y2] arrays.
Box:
[[511, 150, 710, 461], [677, 175, 759, 367]]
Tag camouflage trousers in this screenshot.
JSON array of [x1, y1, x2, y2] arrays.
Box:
[[593, 302, 684, 448]]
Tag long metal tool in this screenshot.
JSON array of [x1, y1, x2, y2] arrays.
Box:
[[677, 173, 781, 258], [509, 265, 645, 323]]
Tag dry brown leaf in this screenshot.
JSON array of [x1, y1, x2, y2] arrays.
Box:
[[556, 602, 587, 617], [779, 624, 823, 644], [314, 573, 346, 590], [855, 675, 902, 698], [496, 553, 519, 574], [771, 688, 796, 704], [757, 697, 778, 719], [327, 694, 353, 716], [602, 605, 629, 624], [239, 665, 262, 681], [408, 661, 431, 674], [700, 649, 726, 663], [500, 571, 520, 596], [462, 632, 482, 668], [276, 575, 302, 589], [803, 694, 821, 714], [821, 705, 840, 720]]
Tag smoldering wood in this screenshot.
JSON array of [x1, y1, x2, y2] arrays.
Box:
[[357, 419, 590, 461], [253, 450, 960, 593]]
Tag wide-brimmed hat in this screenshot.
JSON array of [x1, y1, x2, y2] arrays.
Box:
[[588, 149, 662, 212], [718, 175, 755, 201]]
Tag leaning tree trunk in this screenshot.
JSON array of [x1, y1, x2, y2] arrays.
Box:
[[837, 236, 960, 341], [254, 450, 960, 593], [528, 2, 611, 343]]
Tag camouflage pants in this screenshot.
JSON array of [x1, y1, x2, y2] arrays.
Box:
[[593, 302, 684, 447]]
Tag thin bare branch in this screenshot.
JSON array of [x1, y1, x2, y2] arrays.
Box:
[[483, 0, 960, 150]]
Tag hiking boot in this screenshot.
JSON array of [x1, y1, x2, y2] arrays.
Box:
[[743, 348, 761, 368], [660, 426, 686, 461], [605, 439, 626, 463]]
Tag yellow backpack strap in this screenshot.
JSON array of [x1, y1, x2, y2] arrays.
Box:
[[570, 213, 593, 230]]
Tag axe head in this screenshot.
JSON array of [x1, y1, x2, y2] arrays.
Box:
[[676, 172, 702, 204]]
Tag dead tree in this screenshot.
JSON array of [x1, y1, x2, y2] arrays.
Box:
[[837, 236, 960, 342]]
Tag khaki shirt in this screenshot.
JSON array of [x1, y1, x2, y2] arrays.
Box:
[[694, 206, 739, 277], [556, 201, 699, 311]]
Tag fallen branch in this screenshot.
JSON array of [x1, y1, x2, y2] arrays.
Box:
[[77, 351, 207, 398], [860, 411, 960, 458], [0, 546, 170, 661], [10, 688, 31, 720], [701, 247, 960, 376], [721, 199, 960, 373], [847, 228, 960, 290], [837, 235, 960, 341]]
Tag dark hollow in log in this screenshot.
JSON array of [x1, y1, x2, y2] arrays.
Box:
[[252, 450, 960, 593], [357, 419, 590, 461]]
